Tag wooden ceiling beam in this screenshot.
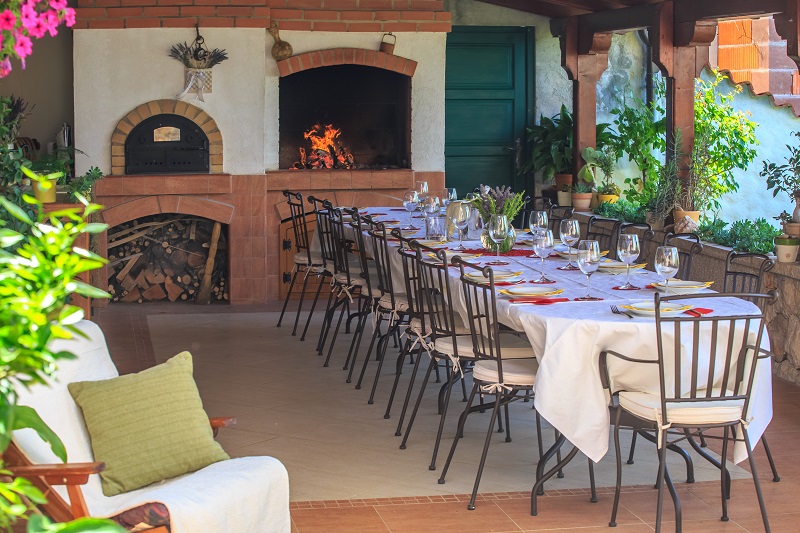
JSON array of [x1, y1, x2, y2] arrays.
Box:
[[673, 0, 786, 23], [774, 1, 800, 70]]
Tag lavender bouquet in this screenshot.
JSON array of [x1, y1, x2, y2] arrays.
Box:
[[468, 185, 526, 221]]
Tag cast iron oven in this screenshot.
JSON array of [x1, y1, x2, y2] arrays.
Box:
[[125, 114, 209, 174]]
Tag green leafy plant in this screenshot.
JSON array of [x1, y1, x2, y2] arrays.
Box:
[[696, 217, 781, 255], [761, 130, 800, 204], [468, 184, 526, 221], [0, 168, 121, 532], [66, 167, 104, 203], [580, 147, 620, 195], [572, 181, 592, 194], [522, 105, 616, 183], [592, 198, 646, 223]]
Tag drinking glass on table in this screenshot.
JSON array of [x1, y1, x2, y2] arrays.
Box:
[[528, 210, 549, 238], [532, 230, 555, 283], [450, 202, 471, 250], [402, 190, 419, 230], [415, 181, 429, 204], [655, 246, 680, 295], [426, 214, 446, 241], [576, 240, 601, 300], [442, 187, 458, 207], [617, 233, 641, 290], [423, 196, 441, 218], [558, 219, 581, 270], [487, 214, 509, 264]]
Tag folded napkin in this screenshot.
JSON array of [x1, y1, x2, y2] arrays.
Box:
[[509, 297, 570, 305], [684, 307, 713, 316], [494, 281, 524, 286]]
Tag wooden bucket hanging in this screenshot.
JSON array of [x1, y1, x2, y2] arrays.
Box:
[[379, 33, 396, 54]]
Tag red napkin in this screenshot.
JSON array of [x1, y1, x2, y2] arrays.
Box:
[[684, 308, 713, 316], [494, 281, 523, 286], [370, 213, 388, 216], [509, 297, 570, 305], [645, 284, 656, 289], [390, 208, 407, 211]]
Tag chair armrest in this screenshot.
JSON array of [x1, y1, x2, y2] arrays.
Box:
[[7, 462, 105, 486], [599, 349, 658, 391], [209, 416, 236, 437]]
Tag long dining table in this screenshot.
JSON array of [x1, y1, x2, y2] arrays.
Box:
[[353, 206, 773, 468]]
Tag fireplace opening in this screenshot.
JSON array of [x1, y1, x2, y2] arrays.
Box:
[[279, 65, 411, 170], [125, 114, 210, 175], [107, 214, 228, 304]]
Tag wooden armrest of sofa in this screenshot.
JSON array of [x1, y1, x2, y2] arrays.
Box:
[[7, 462, 105, 486]]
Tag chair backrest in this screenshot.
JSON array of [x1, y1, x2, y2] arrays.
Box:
[[308, 196, 334, 272], [520, 197, 553, 229], [326, 202, 359, 284], [453, 258, 506, 377], [663, 232, 703, 280], [586, 216, 623, 258], [724, 251, 774, 294], [413, 242, 462, 352], [653, 292, 774, 424], [548, 205, 575, 233], [13, 321, 118, 507], [619, 222, 654, 262], [346, 209, 377, 299], [366, 218, 400, 306], [282, 190, 313, 264], [390, 229, 422, 319]]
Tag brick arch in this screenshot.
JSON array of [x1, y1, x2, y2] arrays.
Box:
[[110, 100, 223, 176], [102, 196, 234, 228], [276, 48, 417, 77]]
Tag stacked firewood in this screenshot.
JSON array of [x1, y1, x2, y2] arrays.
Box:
[[107, 215, 228, 304]]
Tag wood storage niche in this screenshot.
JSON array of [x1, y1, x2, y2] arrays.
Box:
[[107, 214, 228, 304]]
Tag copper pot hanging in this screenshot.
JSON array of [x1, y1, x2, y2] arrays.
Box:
[[379, 33, 396, 54]]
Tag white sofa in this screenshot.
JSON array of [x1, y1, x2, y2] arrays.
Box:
[[12, 320, 291, 533]]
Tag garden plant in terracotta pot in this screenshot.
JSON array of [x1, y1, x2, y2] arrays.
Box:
[[571, 181, 593, 211], [761, 130, 800, 225]]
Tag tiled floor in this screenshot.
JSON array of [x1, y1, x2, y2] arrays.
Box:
[[94, 303, 800, 532]]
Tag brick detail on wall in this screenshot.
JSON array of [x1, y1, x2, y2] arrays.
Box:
[[277, 48, 416, 76], [73, 1, 451, 31], [110, 99, 223, 176]]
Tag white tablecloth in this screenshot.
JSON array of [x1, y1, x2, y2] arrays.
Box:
[[352, 208, 774, 464]]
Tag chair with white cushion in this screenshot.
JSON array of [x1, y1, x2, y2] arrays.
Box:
[[599, 292, 774, 532], [10, 321, 290, 533]]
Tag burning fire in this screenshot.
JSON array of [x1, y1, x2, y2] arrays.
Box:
[[293, 123, 354, 169]]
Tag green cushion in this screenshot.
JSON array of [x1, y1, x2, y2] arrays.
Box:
[[68, 351, 229, 496]]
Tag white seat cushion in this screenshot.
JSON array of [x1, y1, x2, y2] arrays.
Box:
[[435, 333, 534, 359], [408, 311, 470, 338], [473, 358, 538, 388], [293, 252, 323, 266], [379, 294, 409, 312], [618, 391, 744, 427]]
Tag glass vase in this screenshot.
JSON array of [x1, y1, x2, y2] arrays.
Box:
[[480, 224, 516, 253]]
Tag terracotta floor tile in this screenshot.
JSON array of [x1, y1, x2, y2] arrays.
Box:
[[521, 526, 654, 533], [732, 511, 799, 533], [375, 500, 522, 533], [615, 487, 716, 524], [291, 507, 390, 533], [494, 494, 644, 530]]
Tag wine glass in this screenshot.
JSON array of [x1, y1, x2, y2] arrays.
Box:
[[442, 187, 457, 207], [423, 196, 441, 218], [488, 214, 509, 264], [558, 219, 581, 271], [528, 210, 549, 238], [532, 230, 555, 283], [617, 233, 641, 290], [402, 190, 419, 230], [576, 240, 601, 301], [655, 246, 680, 295], [415, 181, 429, 204], [450, 202, 471, 250]]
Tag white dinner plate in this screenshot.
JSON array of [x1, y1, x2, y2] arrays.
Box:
[[651, 280, 714, 295], [554, 245, 609, 259], [597, 259, 646, 272], [500, 286, 563, 297], [428, 252, 481, 261], [621, 301, 693, 317], [465, 270, 522, 280], [416, 239, 449, 248]]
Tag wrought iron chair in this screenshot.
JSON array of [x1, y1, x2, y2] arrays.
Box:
[[547, 205, 575, 233], [600, 291, 774, 532], [663, 232, 704, 280], [586, 216, 623, 257], [277, 191, 326, 339], [436, 258, 539, 510]]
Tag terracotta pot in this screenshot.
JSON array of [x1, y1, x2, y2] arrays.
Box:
[[32, 178, 58, 203], [555, 174, 573, 191], [597, 194, 619, 204], [784, 222, 800, 238], [556, 191, 572, 207], [673, 209, 701, 223], [571, 192, 592, 211], [646, 211, 665, 231]]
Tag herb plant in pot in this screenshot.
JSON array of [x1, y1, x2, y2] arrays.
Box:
[[774, 233, 800, 263], [580, 147, 620, 204], [571, 181, 593, 211]]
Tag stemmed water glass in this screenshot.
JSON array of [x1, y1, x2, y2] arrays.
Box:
[[450, 202, 471, 250], [655, 246, 680, 295], [423, 196, 441, 218], [576, 240, 601, 301], [488, 214, 509, 264], [528, 210, 549, 237], [532, 230, 555, 283], [402, 190, 419, 230], [558, 219, 580, 270], [415, 181, 429, 204], [617, 233, 641, 290], [442, 188, 457, 207]]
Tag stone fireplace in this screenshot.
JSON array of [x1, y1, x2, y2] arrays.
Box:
[[74, 9, 449, 305]]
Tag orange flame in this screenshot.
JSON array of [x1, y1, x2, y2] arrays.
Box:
[[297, 123, 354, 169]]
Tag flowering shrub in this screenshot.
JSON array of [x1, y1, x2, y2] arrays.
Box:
[[0, 0, 75, 77]]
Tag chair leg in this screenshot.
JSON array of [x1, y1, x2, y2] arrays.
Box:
[[316, 286, 336, 354], [367, 323, 400, 404], [429, 362, 458, 470], [654, 430, 669, 533], [761, 435, 781, 482], [438, 382, 480, 485], [291, 267, 311, 336], [720, 425, 730, 522], [384, 337, 415, 420], [466, 392, 503, 510], [627, 430, 638, 464], [742, 426, 771, 533], [588, 459, 597, 503], [277, 268, 299, 327], [400, 354, 436, 447], [300, 272, 326, 341], [322, 298, 348, 367], [504, 402, 512, 443], [610, 409, 623, 527], [393, 344, 427, 432], [343, 299, 370, 371], [352, 313, 383, 386]]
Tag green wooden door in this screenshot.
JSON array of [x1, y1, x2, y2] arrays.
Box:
[[445, 27, 534, 195]]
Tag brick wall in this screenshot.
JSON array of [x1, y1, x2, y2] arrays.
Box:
[[74, 0, 451, 31]]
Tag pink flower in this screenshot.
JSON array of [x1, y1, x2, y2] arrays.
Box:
[[0, 57, 12, 78], [63, 7, 75, 27], [21, 2, 39, 29], [0, 9, 16, 30], [50, 0, 67, 10], [27, 16, 47, 38], [14, 34, 33, 59], [43, 10, 59, 36]]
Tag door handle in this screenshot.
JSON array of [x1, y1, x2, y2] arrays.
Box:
[[510, 138, 522, 172]]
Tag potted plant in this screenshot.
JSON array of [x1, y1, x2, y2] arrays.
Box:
[[761, 130, 800, 224], [571, 181, 593, 211], [467, 185, 526, 253], [774, 233, 800, 263], [579, 146, 620, 204], [776, 210, 800, 238], [557, 183, 572, 207], [523, 105, 616, 191]]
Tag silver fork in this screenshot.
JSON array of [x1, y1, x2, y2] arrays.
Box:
[[610, 305, 634, 319]]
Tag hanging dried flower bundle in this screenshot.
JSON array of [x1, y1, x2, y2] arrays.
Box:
[[169, 41, 228, 69]]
